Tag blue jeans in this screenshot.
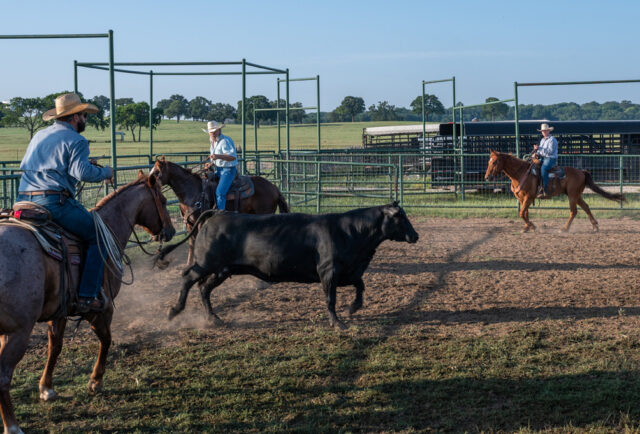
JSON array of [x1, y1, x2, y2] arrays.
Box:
[[541, 157, 557, 192], [16, 193, 105, 298], [215, 166, 237, 211]]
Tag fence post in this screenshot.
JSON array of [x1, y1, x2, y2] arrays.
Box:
[[399, 155, 404, 205], [619, 154, 624, 209]]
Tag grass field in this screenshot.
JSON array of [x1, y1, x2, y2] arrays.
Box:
[[0, 119, 419, 160]]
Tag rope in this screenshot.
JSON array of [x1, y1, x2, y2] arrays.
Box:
[[92, 210, 134, 285]]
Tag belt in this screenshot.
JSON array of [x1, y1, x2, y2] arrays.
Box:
[[19, 190, 71, 197]]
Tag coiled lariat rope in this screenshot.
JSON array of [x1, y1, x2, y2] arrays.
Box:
[[92, 210, 134, 285]]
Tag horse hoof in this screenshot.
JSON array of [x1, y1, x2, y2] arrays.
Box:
[[39, 388, 58, 401], [329, 319, 348, 330], [155, 258, 170, 270], [87, 380, 102, 394], [207, 315, 225, 327]]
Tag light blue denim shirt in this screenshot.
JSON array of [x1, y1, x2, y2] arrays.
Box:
[[209, 133, 238, 168], [19, 121, 112, 195], [538, 135, 558, 159]]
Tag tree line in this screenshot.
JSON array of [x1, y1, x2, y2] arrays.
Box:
[[329, 95, 640, 123]]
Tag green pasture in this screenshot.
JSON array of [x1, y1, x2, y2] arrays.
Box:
[[12, 321, 640, 432], [0, 120, 418, 160]]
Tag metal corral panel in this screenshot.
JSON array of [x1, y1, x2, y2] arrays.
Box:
[[439, 120, 640, 136]]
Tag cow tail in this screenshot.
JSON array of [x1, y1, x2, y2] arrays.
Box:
[[277, 192, 290, 213], [153, 209, 216, 267], [584, 171, 625, 202]]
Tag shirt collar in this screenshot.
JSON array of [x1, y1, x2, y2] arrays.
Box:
[[54, 120, 76, 131]]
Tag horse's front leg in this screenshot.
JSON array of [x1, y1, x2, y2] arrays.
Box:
[[0, 329, 32, 434], [87, 310, 113, 394], [38, 318, 67, 401], [519, 195, 536, 232]]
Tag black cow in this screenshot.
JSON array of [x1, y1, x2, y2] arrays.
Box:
[[155, 202, 419, 329]]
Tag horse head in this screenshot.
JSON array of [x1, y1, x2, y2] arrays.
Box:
[[484, 150, 504, 180], [134, 170, 176, 242], [150, 156, 171, 186]]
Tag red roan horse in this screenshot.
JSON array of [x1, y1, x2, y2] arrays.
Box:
[[484, 150, 625, 232], [0, 172, 175, 434]]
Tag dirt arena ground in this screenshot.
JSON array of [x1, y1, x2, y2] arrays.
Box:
[[30, 216, 640, 345]]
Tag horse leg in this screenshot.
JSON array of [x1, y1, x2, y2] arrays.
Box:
[[563, 196, 579, 232], [519, 197, 535, 232], [38, 318, 67, 401], [349, 277, 365, 316], [187, 237, 195, 267], [198, 274, 229, 326], [87, 311, 113, 394], [168, 268, 202, 320], [0, 330, 32, 434], [321, 274, 347, 330], [577, 196, 599, 232]]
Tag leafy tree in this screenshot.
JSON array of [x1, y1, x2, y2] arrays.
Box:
[[115, 98, 134, 107], [237, 95, 271, 124], [189, 96, 211, 121], [156, 98, 172, 117], [410, 94, 445, 121], [164, 94, 189, 123], [368, 101, 398, 121], [87, 95, 109, 131], [580, 101, 601, 120], [481, 97, 509, 121], [116, 102, 161, 142], [289, 102, 305, 123], [208, 103, 236, 122], [3, 97, 50, 139], [335, 96, 365, 122]]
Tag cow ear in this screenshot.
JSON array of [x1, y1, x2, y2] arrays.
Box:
[[384, 205, 400, 217]]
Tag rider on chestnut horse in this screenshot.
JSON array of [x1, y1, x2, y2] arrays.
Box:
[[533, 122, 558, 198]]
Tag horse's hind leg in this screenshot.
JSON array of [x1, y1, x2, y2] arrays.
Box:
[[87, 310, 114, 394], [0, 329, 32, 434], [198, 274, 229, 326], [38, 318, 67, 401], [519, 197, 536, 232], [577, 196, 599, 232], [563, 196, 579, 232]]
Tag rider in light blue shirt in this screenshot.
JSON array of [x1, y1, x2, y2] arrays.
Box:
[[203, 121, 238, 210], [533, 123, 558, 197], [17, 93, 113, 313]]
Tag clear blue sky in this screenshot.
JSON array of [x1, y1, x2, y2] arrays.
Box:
[[2, 0, 639, 111]]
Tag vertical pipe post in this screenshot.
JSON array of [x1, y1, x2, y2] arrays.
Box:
[[277, 78, 281, 155], [316, 75, 321, 152], [285, 69, 290, 205], [108, 29, 117, 187], [241, 58, 246, 175], [149, 70, 153, 164], [460, 107, 465, 201], [619, 155, 624, 209], [514, 82, 520, 158], [452, 77, 457, 198], [73, 60, 78, 93]]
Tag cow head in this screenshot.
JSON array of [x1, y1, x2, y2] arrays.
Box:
[[381, 202, 419, 243]]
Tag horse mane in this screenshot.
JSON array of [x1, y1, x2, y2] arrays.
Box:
[[93, 175, 151, 210], [166, 160, 201, 183]]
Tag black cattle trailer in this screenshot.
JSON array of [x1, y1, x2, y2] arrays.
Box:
[[428, 120, 640, 187]]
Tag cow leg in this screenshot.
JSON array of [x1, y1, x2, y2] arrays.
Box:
[[38, 318, 67, 401], [168, 269, 202, 320], [349, 278, 365, 316], [322, 277, 347, 330], [1, 330, 32, 434], [577, 196, 599, 232], [198, 274, 229, 326]]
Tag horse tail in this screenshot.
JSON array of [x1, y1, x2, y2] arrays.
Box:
[[584, 171, 625, 202], [153, 209, 216, 266], [277, 192, 290, 213]]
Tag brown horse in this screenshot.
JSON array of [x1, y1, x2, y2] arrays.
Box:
[[150, 156, 289, 264], [0, 172, 175, 434], [484, 150, 625, 232]]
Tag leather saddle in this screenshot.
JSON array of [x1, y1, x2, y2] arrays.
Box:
[[203, 171, 255, 211], [0, 202, 86, 319]]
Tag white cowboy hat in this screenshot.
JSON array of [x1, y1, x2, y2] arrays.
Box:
[[202, 120, 225, 133], [537, 123, 554, 132], [42, 93, 98, 121]]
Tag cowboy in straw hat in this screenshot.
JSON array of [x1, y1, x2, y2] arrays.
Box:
[[533, 122, 558, 198], [18, 92, 113, 313], [203, 120, 238, 211]]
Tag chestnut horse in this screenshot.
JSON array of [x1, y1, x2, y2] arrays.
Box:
[[484, 150, 625, 233], [0, 172, 175, 434], [150, 156, 289, 264]]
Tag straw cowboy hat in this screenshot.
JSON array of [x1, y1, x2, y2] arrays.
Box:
[[42, 93, 98, 121], [537, 122, 554, 132], [202, 120, 225, 133]]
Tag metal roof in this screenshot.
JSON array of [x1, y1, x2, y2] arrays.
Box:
[[439, 120, 640, 136], [363, 124, 440, 136]]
